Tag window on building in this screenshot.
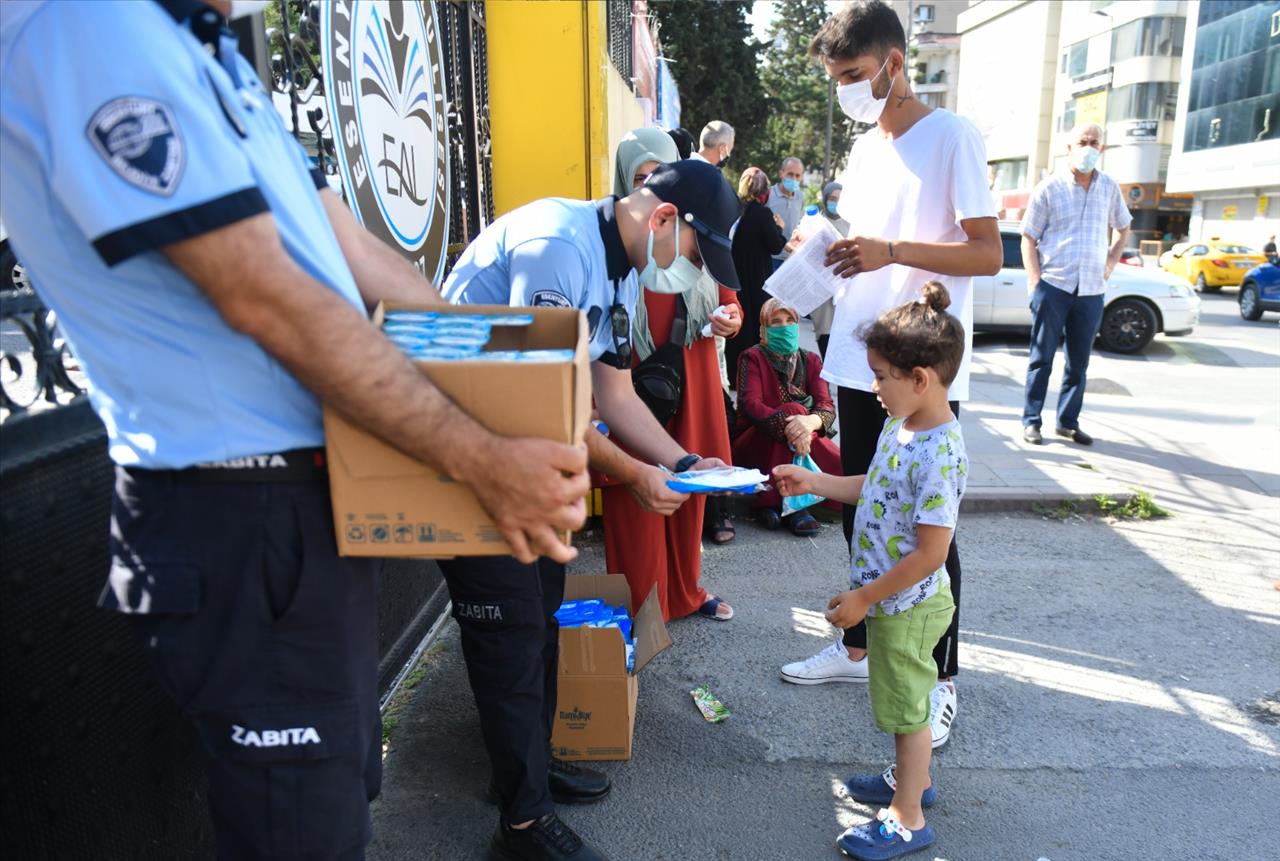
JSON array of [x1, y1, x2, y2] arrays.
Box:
[[989, 158, 1028, 192], [1064, 41, 1089, 79], [1111, 16, 1186, 62], [1059, 97, 1077, 132], [1184, 1, 1280, 151], [1107, 82, 1179, 122], [915, 5, 935, 24]]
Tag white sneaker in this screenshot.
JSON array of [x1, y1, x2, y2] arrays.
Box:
[[930, 681, 957, 748], [780, 640, 869, 685]]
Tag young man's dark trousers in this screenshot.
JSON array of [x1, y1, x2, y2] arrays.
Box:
[[1023, 279, 1105, 432], [436, 556, 564, 826], [837, 387, 961, 678]]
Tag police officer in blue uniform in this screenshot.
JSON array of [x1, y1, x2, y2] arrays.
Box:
[[442, 159, 742, 861], [0, 1, 589, 858]]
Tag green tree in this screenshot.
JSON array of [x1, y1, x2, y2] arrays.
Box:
[[650, 0, 766, 179], [753, 0, 856, 184]]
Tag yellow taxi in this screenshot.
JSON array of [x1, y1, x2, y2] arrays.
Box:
[[1158, 238, 1267, 292]]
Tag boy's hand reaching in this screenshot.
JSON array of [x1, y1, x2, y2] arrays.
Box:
[[772, 463, 814, 497], [826, 589, 870, 629]]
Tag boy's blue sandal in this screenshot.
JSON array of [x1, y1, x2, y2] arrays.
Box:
[[837, 809, 935, 860], [844, 765, 938, 808]]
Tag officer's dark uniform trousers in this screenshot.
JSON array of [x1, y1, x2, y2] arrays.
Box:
[[111, 456, 382, 860], [436, 555, 565, 825]]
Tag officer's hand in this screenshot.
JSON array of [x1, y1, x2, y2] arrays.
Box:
[[628, 463, 689, 516], [469, 438, 589, 564]]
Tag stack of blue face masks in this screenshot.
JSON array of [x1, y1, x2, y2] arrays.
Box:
[[382, 311, 571, 362], [555, 599, 636, 672]]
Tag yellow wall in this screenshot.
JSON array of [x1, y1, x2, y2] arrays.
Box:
[[486, 0, 640, 214]]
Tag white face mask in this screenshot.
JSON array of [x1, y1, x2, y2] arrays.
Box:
[[836, 55, 895, 123], [227, 0, 270, 20], [639, 215, 703, 295], [1071, 144, 1101, 173]]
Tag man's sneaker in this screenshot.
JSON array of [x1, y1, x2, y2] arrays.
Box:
[[780, 640, 869, 685], [490, 813, 609, 860], [929, 681, 957, 749]]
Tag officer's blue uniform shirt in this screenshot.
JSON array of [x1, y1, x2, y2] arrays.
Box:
[[0, 0, 365, 468], [443, 197, 638, 366]]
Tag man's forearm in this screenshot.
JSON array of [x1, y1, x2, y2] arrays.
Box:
[[585, 426, 642, 484], [320, 191, 444, 311], [892, 236, 1002, 277], [1022, 236, 1042, 284], [598, 393, 687, 469], [1108, 227, 1130, 264]]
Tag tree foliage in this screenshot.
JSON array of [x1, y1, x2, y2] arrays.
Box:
[[649, 1, 766, 177], [652, 0, 855, 188]]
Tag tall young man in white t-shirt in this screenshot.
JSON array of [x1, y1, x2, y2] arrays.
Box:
[[778, 0, 1001, 756]]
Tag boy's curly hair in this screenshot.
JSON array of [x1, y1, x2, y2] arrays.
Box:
[[858, 281, 966, 385]]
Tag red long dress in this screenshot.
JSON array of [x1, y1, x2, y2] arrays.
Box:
[[601, 287, 738, 621], [732, 345, 842, 513]]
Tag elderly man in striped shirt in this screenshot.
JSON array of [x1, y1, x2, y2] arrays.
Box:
[[1020, 121, 1132, 446]]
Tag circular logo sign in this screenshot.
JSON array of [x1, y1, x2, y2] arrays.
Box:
[[322, 0, 450, 282]]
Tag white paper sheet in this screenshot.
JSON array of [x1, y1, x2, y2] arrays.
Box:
[[762, 220, 847, 316]]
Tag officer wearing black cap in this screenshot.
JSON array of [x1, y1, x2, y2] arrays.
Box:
[[441, 158, 740, 861], [0, 1, 588, 858]]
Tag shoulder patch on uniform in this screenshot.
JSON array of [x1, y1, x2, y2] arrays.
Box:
[[531, 290, 572, 309], [86, 98, 185, 196]]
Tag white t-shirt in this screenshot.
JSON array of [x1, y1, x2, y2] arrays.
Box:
[[824, 109, 995, 401]]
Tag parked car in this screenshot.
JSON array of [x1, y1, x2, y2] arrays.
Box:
[[1238, 259, 1280, 321], [0, 220, 31, 293], [1158, 238, 1266, 292], [973, 226, 1200, 354]]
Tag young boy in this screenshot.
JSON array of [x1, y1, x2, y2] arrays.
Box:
[[774, 282, 968, 860]]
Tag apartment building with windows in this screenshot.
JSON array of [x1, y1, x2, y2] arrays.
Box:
[[1165, 0, 1279, 248]]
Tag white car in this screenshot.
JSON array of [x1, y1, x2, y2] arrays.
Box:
[[972, 226, 1200, 353]]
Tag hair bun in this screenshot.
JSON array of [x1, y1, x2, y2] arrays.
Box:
[[921, 280, 951, 313]]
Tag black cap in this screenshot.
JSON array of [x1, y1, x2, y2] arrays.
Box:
[[643, 160, 741, 291]]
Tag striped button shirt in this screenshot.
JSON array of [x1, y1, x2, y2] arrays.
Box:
[[1021, 168, 1132, 297]]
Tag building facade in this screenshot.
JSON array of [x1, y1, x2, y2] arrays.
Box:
[[1165, 0, 1280, 248], [1049, 0, 1193, 244], [887, 1, 969, 112]]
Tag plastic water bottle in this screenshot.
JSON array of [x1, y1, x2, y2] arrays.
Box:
[[796, 204, 826, 244]]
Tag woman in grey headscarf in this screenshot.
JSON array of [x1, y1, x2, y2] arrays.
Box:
[[613, 127, 679, 197], [810, 181, 849, 360]]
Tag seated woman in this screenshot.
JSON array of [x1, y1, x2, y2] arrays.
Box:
[[732, 298, 841, 536]]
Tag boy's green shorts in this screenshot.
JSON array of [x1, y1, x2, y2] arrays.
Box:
[[865, 584, 955, 735]]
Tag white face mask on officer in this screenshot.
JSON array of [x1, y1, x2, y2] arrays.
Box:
[[226, 0, 270, 19], [639, 213, 703, 295], [836, 54, 896, 124]]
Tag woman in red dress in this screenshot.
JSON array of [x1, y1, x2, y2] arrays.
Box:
[[732, 298, 842, 536], [600, 131, 742, 622]]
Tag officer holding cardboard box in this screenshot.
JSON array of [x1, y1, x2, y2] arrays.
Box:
[[0, 2, 588, 858], [442, 159, 741, 861]]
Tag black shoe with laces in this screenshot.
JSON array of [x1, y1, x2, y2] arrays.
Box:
[[490, 813, 609, 861], [1055, 426, 1093, 446]]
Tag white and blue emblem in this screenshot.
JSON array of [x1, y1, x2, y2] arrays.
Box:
[[86, 98, 184, 196], [532, 290, 572, 309]]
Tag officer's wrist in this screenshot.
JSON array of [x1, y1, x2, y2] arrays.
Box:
[[673, 453, 701, 473]]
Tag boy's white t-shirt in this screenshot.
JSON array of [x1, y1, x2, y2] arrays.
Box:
[[824, 109, 996, 401]]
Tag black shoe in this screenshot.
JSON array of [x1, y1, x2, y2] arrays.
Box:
[[1055, 426, 1093, 446], [486, 759, 611, 806], [548, 758, 611, 804], [1022, 425, 1043, 445], [490, 813, 608, 861]]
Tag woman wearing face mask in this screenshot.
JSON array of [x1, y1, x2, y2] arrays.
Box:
[[726, 166, 788, 389], [597, 133, 744, 615], [809, 181, 849, 360], [732, 298, 841, 536]]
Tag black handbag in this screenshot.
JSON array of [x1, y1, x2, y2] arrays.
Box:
[[631, 296, 688, 426]]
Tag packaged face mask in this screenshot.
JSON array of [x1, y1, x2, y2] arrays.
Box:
[[781, 453, 827, 516]]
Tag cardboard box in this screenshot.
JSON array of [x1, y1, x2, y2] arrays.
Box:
[[552, 574, 672, 762], [324, 301, 591, 558]]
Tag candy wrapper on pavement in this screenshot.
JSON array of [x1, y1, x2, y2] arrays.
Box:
[[690, 685, 730, 723]]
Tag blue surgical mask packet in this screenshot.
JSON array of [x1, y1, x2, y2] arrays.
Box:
[[557, 600, 637, 672], [780, 453, 827, 515]]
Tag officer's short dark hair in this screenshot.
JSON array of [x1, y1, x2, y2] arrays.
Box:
[[809, 0, 905, 63]]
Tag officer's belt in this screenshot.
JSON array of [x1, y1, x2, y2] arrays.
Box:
[[165, 447, 328, 483]]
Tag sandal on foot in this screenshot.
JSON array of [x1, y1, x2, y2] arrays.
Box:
[[756, 508, 782, 531], [844, 765, 938, 808], [837, 809, 935, 860], [784, 511, 821, 537], [697, 595, 734, 621], [706, 515, 736, 545]]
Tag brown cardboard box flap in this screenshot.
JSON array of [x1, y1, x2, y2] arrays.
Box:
[[563, 574, 633, 608], [632, 583, 673, 673]]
